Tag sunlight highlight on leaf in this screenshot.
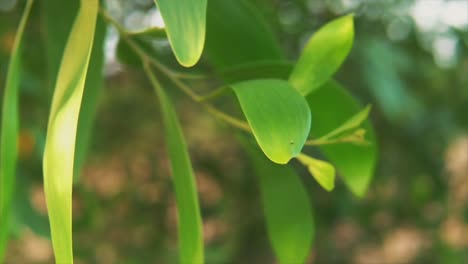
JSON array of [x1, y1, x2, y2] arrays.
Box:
[[42, 0, 98, 262]]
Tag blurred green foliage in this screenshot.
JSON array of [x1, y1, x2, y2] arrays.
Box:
[[0, 0, 467, 263]]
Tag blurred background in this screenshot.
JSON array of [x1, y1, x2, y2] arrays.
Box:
[[1, 0, 467, 263]]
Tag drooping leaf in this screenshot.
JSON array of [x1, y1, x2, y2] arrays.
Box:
[[42, 0, 98, 262], [0, 0, 34, 261], [297, 154, 335, 191], [307, 81, 377, 197], [153, 0, 207, 67], [232, 79, 311, 164], [243, 140, 314, 264], [73, 15, 106, 181], [205, 0, 284, 70], [289, 15, 354, 96], [145, 66, 203, 263], [318, 105, 371, 140]]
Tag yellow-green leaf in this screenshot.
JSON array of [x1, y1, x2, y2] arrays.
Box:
[[289, 15, 354, 96], [243, 140, 314, 264], [318, 105, 371, 141], [232, 79, 311, 164], [0, 0, 34, 261], [297, 154, 335, 191], [145, 65, 203, 263], [154, 0, 207, 67], [307, 81, 377, 197], [42, 0, 98, 262]]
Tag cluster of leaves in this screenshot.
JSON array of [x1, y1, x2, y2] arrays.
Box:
[[0, 0, 377, 263]]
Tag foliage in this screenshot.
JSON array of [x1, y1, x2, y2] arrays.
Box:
[[0, 0, 381, 263]]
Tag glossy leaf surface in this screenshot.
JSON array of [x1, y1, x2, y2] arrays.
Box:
[[42, 0, 98, 262], [0, 0, 34, 261], [290, 15, 354, 96], [307, 81, 377, 197], [244, 141, 314, 264], [154, 0, 207, 67], [232, 79, 311, 164]]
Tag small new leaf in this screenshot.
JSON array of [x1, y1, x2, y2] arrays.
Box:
[[318, 105, 371, 141], [297, 154, 336, 191]]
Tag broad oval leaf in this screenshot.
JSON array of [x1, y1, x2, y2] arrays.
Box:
[[307, 81, 377, 197], [289, 15, 354, 96], [42, 0, 98, 262], [205, 0, 284, 70], [154, 0, 207, 67], [0, 0, 34, 261], [297, 154, 335, 191], [232, 79, 311, 164], [145, 66, 204, 263], [243, 140, 314, 264]]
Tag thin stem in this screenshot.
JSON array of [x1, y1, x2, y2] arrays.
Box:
[[100, 7, 251, 132], [305, 137, 369, 146]]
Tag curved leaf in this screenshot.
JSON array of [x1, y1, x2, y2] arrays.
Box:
[[42, 0, 98, 262], [243, 141, 314, 264], [289, 15, 354, 96], [307, 81, 377, 197], [145, 66, 204, 263], [232, 79, 311, 164], [0, 0, 34, 261], [154, 0, 207, 67], [74, 16, 106, 181]]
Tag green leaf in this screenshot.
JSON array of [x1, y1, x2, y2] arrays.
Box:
[[74, 15, 106, 181], [43, 0, 79, 92], [0, 0, 34, 261], [289, 15, 354, 96], [231, 79, 311, 164], [205, 0, 284, 70], [243, 140, 314, 264], [154, 0, 207, 67], [307, 81, 377, 197], [42, 0, 98, 262], [297, 154, 335, 191], [319, 105, 371, 141], [145, 66, 203, 263]]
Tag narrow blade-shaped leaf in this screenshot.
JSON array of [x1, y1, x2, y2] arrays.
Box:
[[0, 0, 34, 261], [319, 105, 371, 140], [307, 81, 377, 197], [297, 154, 335, 191], [154, 0, 207, 67], [232, 79, 311, 164], [145, 66, 203, 263], [74, 15, 106, 180], [243, 140, 314, 264], [289, 15, 354, 96], [42, 0, 98, 262]]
